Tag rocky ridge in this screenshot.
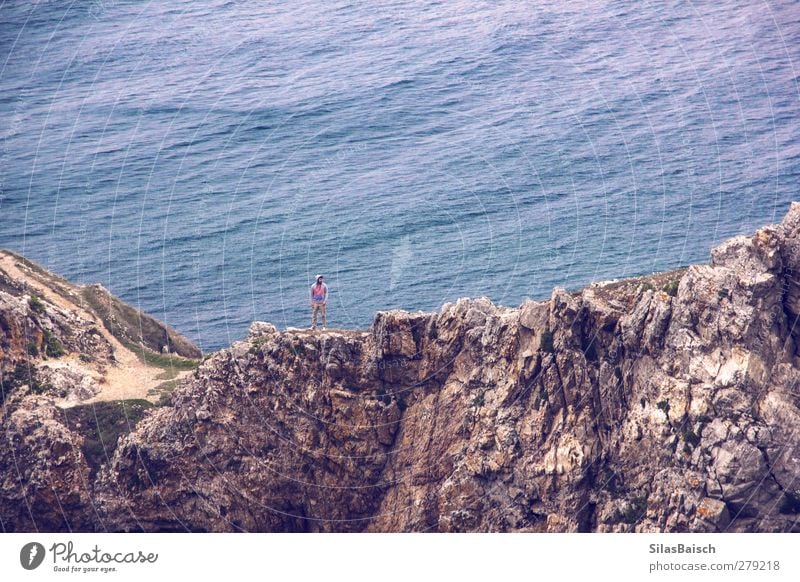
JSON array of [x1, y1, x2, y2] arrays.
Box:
[[3, 206, 800, 532]]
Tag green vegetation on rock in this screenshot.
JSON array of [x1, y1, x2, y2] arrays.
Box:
[[662, 280, 679, 297], [540, 328, 555, 353], [622, 495, 648, 524], [28, 294, 46, 314], [80, 285, 202, 359], [61, 399, 155, 477], [122, 340, 199, 378], [43, 329, 65, 358]]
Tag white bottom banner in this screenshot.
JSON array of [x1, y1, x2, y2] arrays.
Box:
[[1, 533, 797, 581]]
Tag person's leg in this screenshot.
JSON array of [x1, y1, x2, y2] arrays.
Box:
[[311, 304, 318, 329], [321, 304, 327, 327]]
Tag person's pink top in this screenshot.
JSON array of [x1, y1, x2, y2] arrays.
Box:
[[311, 283, 327, 303]]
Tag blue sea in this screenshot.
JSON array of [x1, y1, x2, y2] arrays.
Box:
[[1, 0, 798, 351]]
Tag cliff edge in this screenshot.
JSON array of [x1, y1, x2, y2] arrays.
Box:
[[3, 206, 800, 532]]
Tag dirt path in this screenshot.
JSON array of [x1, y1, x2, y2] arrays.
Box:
[[0, 251, 191, 406]]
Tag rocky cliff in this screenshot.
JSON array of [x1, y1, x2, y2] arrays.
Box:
[[0, 249, 201, 530], [3, 206, 800, 532]]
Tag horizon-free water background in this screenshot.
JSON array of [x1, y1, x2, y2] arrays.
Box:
[[0, 0, 798, 352]]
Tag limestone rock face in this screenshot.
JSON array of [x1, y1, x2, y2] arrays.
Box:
[[779, 202, 800, 349], [0, 396, 97, 532], [4, 207, 800, 532]]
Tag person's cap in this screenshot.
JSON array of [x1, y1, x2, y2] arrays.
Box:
[[315, 274, 323, 280]]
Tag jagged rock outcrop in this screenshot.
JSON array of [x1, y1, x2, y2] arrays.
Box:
[[4, 206, 800, 532], [0, 396, 98, 532]]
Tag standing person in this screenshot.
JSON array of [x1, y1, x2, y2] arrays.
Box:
[[310, 274, 328, 330]]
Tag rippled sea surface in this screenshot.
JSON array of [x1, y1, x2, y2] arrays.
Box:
[[1, 0, 798, 350]]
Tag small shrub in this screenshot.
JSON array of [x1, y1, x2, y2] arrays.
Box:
[[249, 337, 267, 355], [656, 400, 670, 414], [641, 281, 655, 292], [43, 329, 65, 358], [0, 365, 26, 405], [540, 329, 555, 353], [682, 428, 701, 448], [9, 363, 47, 394], [778, 492, 800, 515], [534, 385, 549, 411], [28, 294, 46, 314], [11, 363, 30, 388], [539, 386, 549, 404], [471, 393, 485, 407], [27, 342, 39, 357], [622, 495, 648, 524], [662, 280, 679, 297], [28, 377, 47, 394]]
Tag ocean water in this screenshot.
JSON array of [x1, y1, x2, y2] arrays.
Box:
[[0, 0, 798, 351]]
